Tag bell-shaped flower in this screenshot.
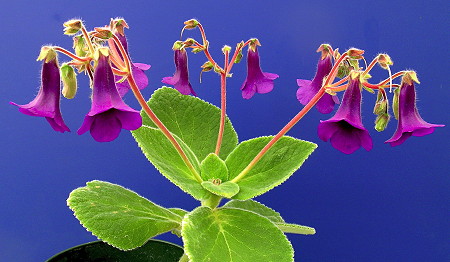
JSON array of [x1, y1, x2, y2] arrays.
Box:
[[241, 47, 279, 99], [77, 50, 142, 142], [317, 72, 373, 154], [113, 32, 150, 97], [162, 49, 196, 95], [296, 54, 339, 114], [385, 74, 444, 146], [10, 48, 70, 133]]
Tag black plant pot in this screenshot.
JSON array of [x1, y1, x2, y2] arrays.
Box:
[[46, 239, 184, 262]]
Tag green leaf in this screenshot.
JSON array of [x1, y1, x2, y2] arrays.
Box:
[[142, 87, 238, 161], [223, 199, 284, 223], [67, 180, 183, 251], [276, 223, 316, 235], [201, 181, 239, 198], [200, 153, 228, 181], [132, 126, 210, 200], [226, 136, 317, 200], [182, 207, 293, 262]]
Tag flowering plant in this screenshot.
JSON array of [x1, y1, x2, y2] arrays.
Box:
[[11, 18, 443, 261]]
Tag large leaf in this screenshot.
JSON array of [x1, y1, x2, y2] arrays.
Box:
[[142, 87, 238, 161], [67, 180, 183, 250], [182, 207, 293, 262], [132, 126, 210, 200], [226, 136, 317, 200], [224, 200, 315, 235]]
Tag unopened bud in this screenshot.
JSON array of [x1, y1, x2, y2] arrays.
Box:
[[93, 27, 113, 39], [60, 63, 78, 99], [184, 19, 199, 29], [392, 87, 400, 120], [201, 61, 214, 72], [63, 19, 82, 35], [73, 36, 87, 57], [377, 54, 393, 69], [374, 114, 390, 132], [347, 48, 365, 59], [37, 46, 57, 63], [183, 38, 196, 47], [222, 45, 231, 54]]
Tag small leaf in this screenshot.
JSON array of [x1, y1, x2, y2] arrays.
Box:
[[201, 181, 239, 198], [132, 126, 210, 200], [142, 87, 238, 161], [226, 136, 317, 200], [223, 199, 284, 223], [200, 153, 228, 181], [67, 180, 183, 250], [182, 207, 293, 262], [276, 223, 316, 235]]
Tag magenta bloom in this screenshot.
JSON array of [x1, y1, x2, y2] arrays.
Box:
[[317, 76, 373, 154], [241, 48, 279, 99], [297, 55, 339, 114], [385, 81, 444, 146], [10, 57, 70, 133], [77, 53, 142, 142], [162, 49, 196, 95], [113, 33, 150, 97]]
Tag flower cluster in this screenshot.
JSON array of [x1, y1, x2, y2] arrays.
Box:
[[297, 44, 444, 154], [11, 19, 149, 142]]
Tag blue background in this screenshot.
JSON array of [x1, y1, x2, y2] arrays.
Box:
[[1, 1, 448, 261]]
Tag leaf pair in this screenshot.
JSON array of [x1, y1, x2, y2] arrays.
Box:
[[132, 87, 317, 201]]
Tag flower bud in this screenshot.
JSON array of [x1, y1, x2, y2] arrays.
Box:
[[184, 19, 199, 29], [63, 19, 82, 35], [201, 61, 214, 72], [60, 63, 78, 99], [73, 35, 87, 57], [37, 46, 57, 63], [377, 54, 393, 69], [375, 113, 390, 132], [93, 27, 113, 39], [183, 38, 196, 48], [222, 45, 231, 54], [347, 48, 364, 59]]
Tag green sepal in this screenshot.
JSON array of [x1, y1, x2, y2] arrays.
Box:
[[201, 181, 239, 198], [67, 180, 183, 251]]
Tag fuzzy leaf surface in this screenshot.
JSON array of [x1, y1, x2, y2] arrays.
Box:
[[142, 87, 238, 161], [223, 199, 284, 223], [67, 180, 182, 250], [226, 136, 317, 200], [182, 207, 293, 262], [200, 153, 228, 181], [201, 181, 239, 198], [132, 126, 210, 200]]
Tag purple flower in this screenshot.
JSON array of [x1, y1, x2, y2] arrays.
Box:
[[162, 49, 196, 95], [317, 74, 373, 154], [385, 78, 444, 146], [113, 33, 151, 97], [10, 55, 70, 133], [296, 54, 339, 114], [77, 52, 142, 142], [241, 48, 279, 99]]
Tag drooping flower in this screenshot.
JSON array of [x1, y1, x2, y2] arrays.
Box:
[[112, 31, 150, 97], [296, 52, 339, 114], [10, 48, 70, 133], [162, 49, 196, 95], [317, 72, 373, 154], [77, 50, 142, 142], [241, 47, 279, 99], [385, 73, 444, 146]]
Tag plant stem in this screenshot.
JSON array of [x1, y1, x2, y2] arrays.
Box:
[[110, 33, 203, 183], [201, 194, 222, 209], [215, 49, 229, 155]]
